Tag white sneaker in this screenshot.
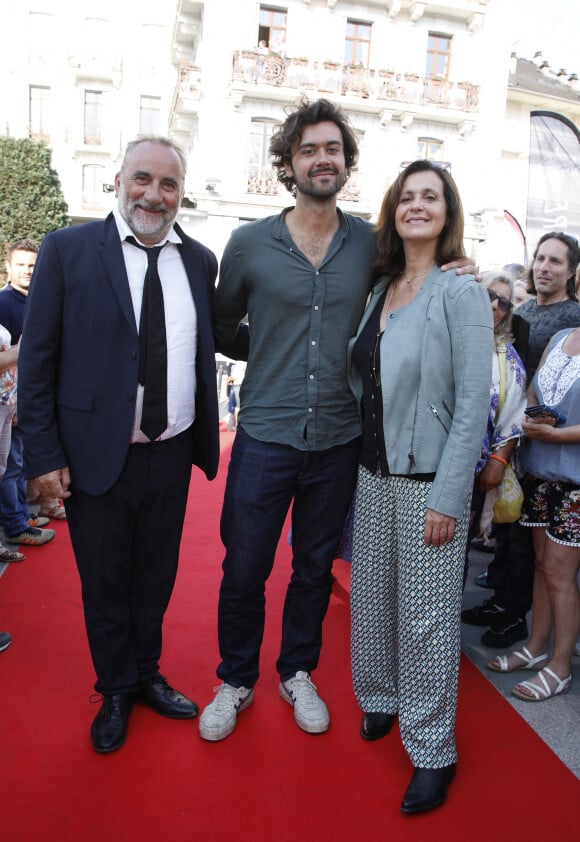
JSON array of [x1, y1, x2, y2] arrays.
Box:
[[198, 683, 254, 742], [279, 671, 329, 734]]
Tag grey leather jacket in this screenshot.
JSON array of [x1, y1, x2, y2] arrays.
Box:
[[348, 267, 493, 519]]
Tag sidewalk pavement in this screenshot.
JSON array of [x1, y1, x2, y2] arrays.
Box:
[[462, 545, 580, 778]]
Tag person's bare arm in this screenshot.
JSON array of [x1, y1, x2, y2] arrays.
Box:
[[0, 338, 20, 374]]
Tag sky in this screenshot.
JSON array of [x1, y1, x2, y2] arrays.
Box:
[[510, 0, 577, 75]]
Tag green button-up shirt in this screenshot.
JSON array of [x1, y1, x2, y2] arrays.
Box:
[[214, 208, 377, 451]]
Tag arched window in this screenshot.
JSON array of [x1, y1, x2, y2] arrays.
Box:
[[247, 118, 281, 195]]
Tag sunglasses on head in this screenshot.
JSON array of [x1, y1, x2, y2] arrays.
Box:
[[544, 231, 579, 246], [487, 289, 513, 313]]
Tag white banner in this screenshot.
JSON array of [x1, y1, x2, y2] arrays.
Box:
[[526, 111, 580, 247]]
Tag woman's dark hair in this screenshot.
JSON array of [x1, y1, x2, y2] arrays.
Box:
[[374, 160, 466, 278], [269, 98, 358, 196], [525, 232, 580, 301]]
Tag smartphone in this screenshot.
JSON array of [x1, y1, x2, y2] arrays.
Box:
[[524, 404, 567, 426]]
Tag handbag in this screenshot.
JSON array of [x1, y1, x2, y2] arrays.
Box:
[[493, 463, 524, 523], [492, 342, 524, 523]]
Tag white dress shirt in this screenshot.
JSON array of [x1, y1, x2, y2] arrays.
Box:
[[113, 208, 198, 442]]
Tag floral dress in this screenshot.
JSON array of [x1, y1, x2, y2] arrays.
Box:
[[475, 339, 527, 474]]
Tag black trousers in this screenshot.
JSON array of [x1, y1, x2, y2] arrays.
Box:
[[65, 430, 193, 695], [488, 520, 535, 619]]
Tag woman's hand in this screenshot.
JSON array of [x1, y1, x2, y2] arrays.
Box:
[[477, 458, 505, 492], [523, 415, 580, 443], [522, 414, 558, 441], [425, 509, 456, 546]]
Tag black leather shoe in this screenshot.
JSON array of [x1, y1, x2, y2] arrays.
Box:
[[470, 537, 495, 554], [360, 712, 394, 741], [461, 597, 505, 626], [139, 677, 198, 719], [401, 764, 456, 814], [90, 693, 135, 753], [481, 616, 528, 648]]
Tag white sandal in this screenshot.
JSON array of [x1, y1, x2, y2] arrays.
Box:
[[487, 646, 548, 674], [512, 667, 572, 702]]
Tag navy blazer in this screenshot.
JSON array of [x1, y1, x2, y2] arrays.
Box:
[[18, 214, 220, 495]]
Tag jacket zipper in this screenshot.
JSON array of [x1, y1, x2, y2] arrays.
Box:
[[429, 403, 450, 433], [408, 394, 420, 469]]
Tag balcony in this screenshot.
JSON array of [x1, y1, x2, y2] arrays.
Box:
[[170, 61, 202, 135], [231, 52, 479, 117], [383, 1, 488, 28], [173, 62, 202, 102], [68, 50, 122, 84], [29, 127, 50, 144], [247, 164, 280, 197]]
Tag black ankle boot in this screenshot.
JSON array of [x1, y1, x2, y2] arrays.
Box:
[[401, 764, 456, 814], [360, 712, 394, 741]]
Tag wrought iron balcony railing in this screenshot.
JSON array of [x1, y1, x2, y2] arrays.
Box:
[[232, 52, 479, 112], [247, 165, 360, 202], [178, 62, 202, 94]]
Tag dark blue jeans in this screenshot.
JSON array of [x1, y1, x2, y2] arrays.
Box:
[[0, 426, 30, 537], [217, 427, 359, 688]]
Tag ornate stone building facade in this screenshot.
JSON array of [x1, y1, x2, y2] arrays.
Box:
[[2, 0, 578, 266]]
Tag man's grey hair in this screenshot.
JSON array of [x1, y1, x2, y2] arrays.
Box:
[[120, 136, 187, 175]]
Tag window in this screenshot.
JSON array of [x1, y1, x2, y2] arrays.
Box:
[[139, 96, 161, 135], [84, 18, 110, 63], [84, 90, 102, 145], [417, 138, 444, 161], [258, 6, 287, 51], [425, 33, 451, 78], [82, 164, 106, 209], [247, 119, 280, 195], [141, 24, 165, 74], [338, 128, 362, 203], [29, 85, 50, 142], [28, 12, 52, 65], [344, 20, 372, 67]]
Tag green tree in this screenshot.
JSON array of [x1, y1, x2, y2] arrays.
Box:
[[0, 136, 69, 283]]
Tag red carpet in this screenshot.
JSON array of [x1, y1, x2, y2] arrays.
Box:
[[1, 431, 578, 841]]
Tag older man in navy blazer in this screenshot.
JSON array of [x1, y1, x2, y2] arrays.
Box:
[[18, 137, 221, 753]]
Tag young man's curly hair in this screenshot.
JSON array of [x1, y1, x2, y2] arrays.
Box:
[[269, 98, 358, 196]]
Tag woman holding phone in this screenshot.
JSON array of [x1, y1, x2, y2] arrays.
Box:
[[487, 325, 580, 701]]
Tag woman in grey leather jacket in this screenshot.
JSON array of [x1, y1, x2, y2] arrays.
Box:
[[349, 160, 493, 814]]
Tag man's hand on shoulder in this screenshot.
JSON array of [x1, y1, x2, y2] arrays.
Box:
[[441, 258, 479, 279]]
